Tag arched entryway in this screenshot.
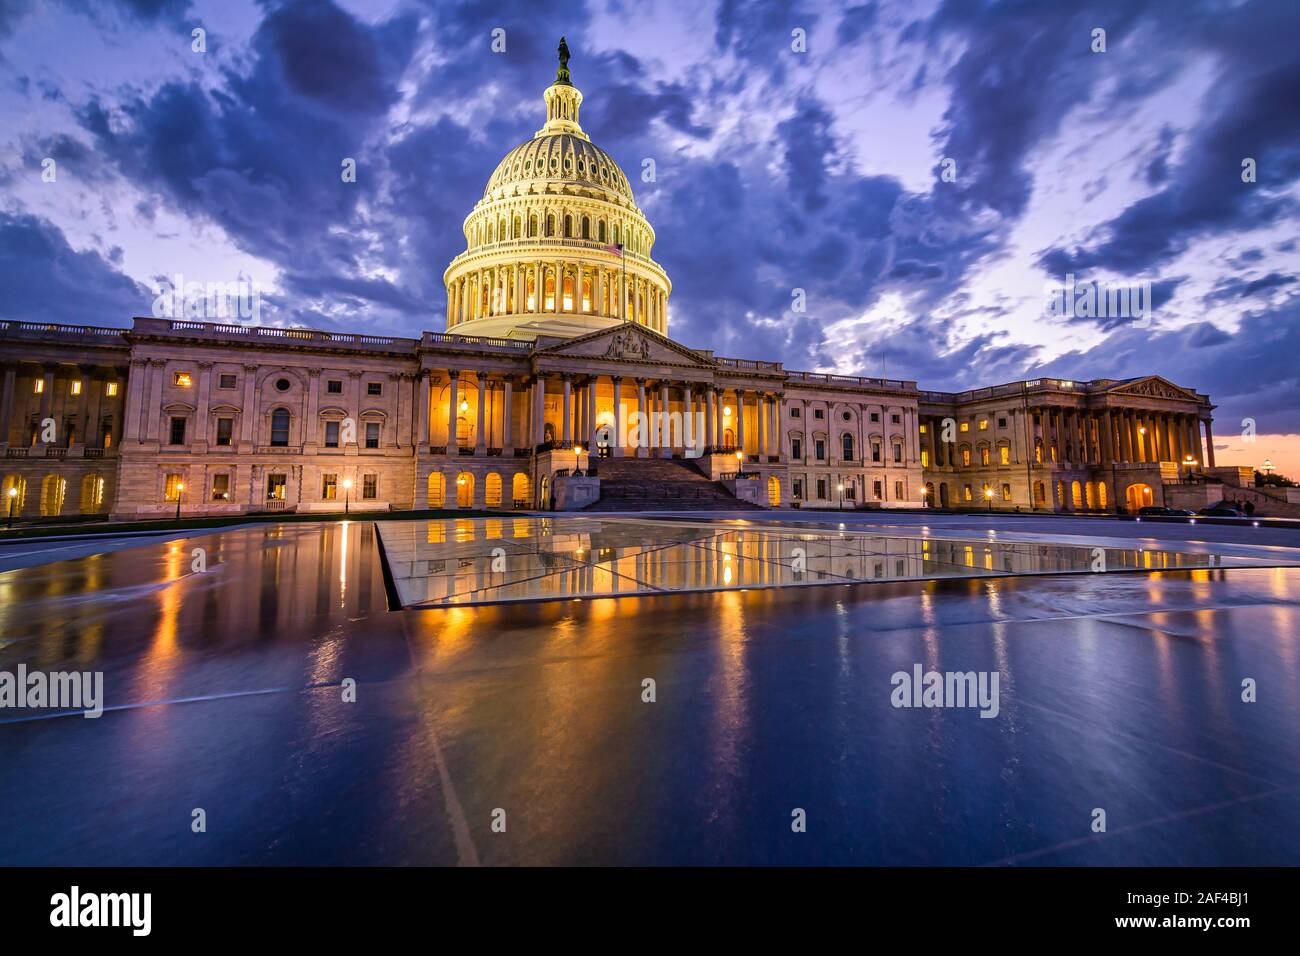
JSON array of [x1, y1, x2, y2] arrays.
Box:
[[80, 474, 105, 514], [40, 475, 66, 516], [455, 472, 474, 508], [1126, 483, 1154, 510], [427, 472, 446, 508], [538, 474, 550, 509], [766, 475, 781, 506], [484, 472, 502, 508], [511, 473, 531, 508], [924, 481, 935, 507], [939, 483, 949, 508]]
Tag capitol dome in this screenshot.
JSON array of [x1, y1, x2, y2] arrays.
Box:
[[443, 38, 671, 340]]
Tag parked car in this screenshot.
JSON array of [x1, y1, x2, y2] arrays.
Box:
[[1137, 506, 1196, 517], [1198, 505, 1245, 517]]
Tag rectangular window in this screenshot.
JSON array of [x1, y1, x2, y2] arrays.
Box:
[[979, 419, 989, 430], [163, 473, 183, 501], [960, 422, 970, 432], [169, 416, 186, 446], [271, 414, 289, 446], [105, 381, 118, 397], [216, 418, 233, 446], [363, 474, 377, 500], [70, 380, 81, 396], [327, 380, 343, 394], [792, 479, 803, 500], [1001, 483, 1012, 501], [266, 474, 286, 500], [322, 474, 337, 500], [870, 412, 880, 423], [891, 414, 901, 424], [815, 439, 825, 461], [999, 446, 1010, 465], [366, 382, 382, 396], [790, 407, 801, 418], [894, 443, 903, 463], [963, 484, 973, 502], [998, 417, 1008, 429], [873, 480, 883, 500], [816, 478, 827, 499], [921, 448, 930, 468], [981, 447, 990, 465], [813, 409, 824, 419], [325, 421, 340, 448], [872, 442, 881, 463], [962, 448, 971, 466], [896, 481, 904, 500], [212, 473, 230, 500], [791, 438, 802, 460], [218, 373, 237, 389], [173, 371, 193, 388], [844, 483, 856, 500], [365, 422, 380, 449], [33, 379, 43, 394]]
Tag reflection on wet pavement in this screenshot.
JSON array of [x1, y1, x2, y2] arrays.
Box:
[[377, 516, 1297, 607], [2, 518, 1299, 866]]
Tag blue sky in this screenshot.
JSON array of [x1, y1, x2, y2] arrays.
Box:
[[3, 0, 1299, 470]]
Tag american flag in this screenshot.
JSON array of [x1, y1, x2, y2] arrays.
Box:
[[605, 242, 624, 257]]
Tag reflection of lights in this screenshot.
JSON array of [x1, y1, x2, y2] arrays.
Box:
[[723, 406, 732, 417]]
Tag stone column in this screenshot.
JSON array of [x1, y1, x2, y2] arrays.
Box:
[[658, 380, 671, 457], [502, 378, 513, 450], [593, 268, 603, 319], [1203, 418, 1216, 467], [756, 392, 767, 459], [83, 368, 104, 449], [683, 383, 695, 453], [0, 364, 15, 447], [586, 376, 598, 450], [736, 389, 746, 458], [475, 375, 487, 452], [415, 371, 430, 449], [612, 376, 624, 456], [561, 374, 572, 445], [447, 369, 460, 448], [714, 389, 725, 448], [1100, 410, 1113, 463], [706, 388, 716, 452], [635, 378, 648, 458]]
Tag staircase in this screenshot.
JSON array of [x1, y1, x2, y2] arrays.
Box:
[[582, 456, 766, 511]]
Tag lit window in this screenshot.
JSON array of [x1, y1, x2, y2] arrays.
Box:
[[105, 382, 118, 397], [33, 379, 43, 394], [959, 422, 969, 432], [999, 446, 1010, 465], [71, 380, 82, 396], [322, 474, 338, 500], [979, 419, 988, 430], [362, 474, 377, 500], [980, 447, 990, 465], [212, 474, 230, 501], [962, 448, 971, 466], [163, 473, 184, 501], [174, 372, 193, 388]]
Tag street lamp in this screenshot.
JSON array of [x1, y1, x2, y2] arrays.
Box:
[[920, 485, 930, 509], [573, 444, 585, 475], [6, 486, 17, 529], [984, 485, 994, 512], [175, 482, 184, 521], [1182, 455, 1196, 482], [837, 482, 844, 510], [1262, 458, 1275, 479], [342, 477, 353, 515]]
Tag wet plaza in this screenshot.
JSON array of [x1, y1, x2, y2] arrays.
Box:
[[2, 514, 1300, 865]]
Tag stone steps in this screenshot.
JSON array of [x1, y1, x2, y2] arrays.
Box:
[[582, 456, 765, 511]]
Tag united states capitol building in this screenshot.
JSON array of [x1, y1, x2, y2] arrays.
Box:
[[1, 47, 1237, 522]]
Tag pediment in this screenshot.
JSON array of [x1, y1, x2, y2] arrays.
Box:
[[1108, 376, 1199, 401], [537, 324, 715, 368]]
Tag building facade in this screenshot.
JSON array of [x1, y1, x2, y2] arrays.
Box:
[[0, 47, 1224, 522]]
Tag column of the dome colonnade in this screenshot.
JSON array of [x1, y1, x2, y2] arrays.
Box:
[[611, 376, 624, 456], [561, 374, 573, 444]]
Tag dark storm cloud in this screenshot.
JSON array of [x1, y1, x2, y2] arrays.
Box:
[[1037, 0, 1300, 275], [0, 211, 147, 324], [1204, 272, 1296, 302]]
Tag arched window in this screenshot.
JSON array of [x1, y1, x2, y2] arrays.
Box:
[[842, 433, 854, 461], [563, 215, 573, 237], [581, 216, 590, 239], [270, 408, 290, 447], [546, 215, 555, 237], [529, 215, 538, 238], [598, 220, 607, 243]]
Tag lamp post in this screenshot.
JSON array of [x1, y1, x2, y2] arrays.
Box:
[[837, 482, 844, 511], [6, 486, 17, 529], [1182, 455, 1196, 482], [342, 477, 353, 515], [175, 482, 184, 521], [921, 485, 929, 509], [984, 485, 994, 512], [574, 444, 584, 475], [1262, 458, 1275, 479]]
